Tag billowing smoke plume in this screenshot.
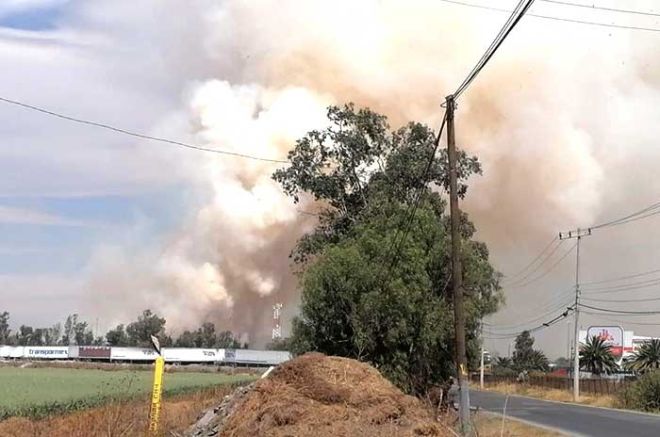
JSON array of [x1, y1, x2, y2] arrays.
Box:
[[85, 0, 660, 350]]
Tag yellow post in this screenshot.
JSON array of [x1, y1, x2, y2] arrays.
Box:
[[148, 356, 165, 435]]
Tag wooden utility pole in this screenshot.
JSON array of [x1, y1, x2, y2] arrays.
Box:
[[446, 94, 471, 431], [559, 228, 591, 402]]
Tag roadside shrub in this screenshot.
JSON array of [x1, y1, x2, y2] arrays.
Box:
[[617, 371, 660, 412], [492, 367, 517, 377]]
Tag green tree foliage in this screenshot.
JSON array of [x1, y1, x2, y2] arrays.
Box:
[[106, 324, 129, 346], [215, 330, 242, 348], [73, 321, 93, 346], [579, 335, 618, 376], [0, 311, 10, 344], [273, 104, 481, 265], [274, 104, 501, 394], [512, 331, 549, 372], [0, 312, 66, 346], [266, 337, 292, 351], [17, 326, 35, 346], [173, 322, 242, 348], [495, 356, 513, 369], [44, 324, 62, 346], [554, 357, 570, 367], [175, 330, 197, 347], [492, 356, 516, 376], [61, 314, 94, 346], [618, 370, 660, 412], [125, 309, 167, 347], [627, 339, 660, 373]]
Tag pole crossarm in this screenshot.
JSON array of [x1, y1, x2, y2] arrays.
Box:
[[559, 228, 592, 240]]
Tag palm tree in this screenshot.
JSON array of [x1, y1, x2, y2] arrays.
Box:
[[627, 339, 660, 373], [579, 336, 618, 376], [495, 356, 513, 369], [529, 349, 549, 372]]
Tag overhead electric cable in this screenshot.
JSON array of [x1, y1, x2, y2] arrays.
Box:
[[540, 0, 660, 18], [590, 201, 660, 230], [582, 296, 660, 304], [504, 239, 564, 285], [383, 110, 448, 273], [0, 96, 290, 163], [483, 307, 573, 339], [454, 0, 536, 99], [581, 311, 660, 326], [484, 298, 573, 331], [579, 303, 660, 315], [438, 0, 660, 33], [486, 287, 574, 327], [581, 266, 660, 286], [583, 276, 660, 291], [502, 236, 560, 281], [582, 277, 660, 294], [508, 241, 577, 288]]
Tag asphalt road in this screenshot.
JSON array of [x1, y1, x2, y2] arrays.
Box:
[[471, 389, 660, 436]]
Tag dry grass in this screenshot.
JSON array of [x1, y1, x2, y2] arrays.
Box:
[[0, 384, 234, 437], [483, 382, 616, 408], [473, 413, 562, 436], [218, 353, 446, 436]]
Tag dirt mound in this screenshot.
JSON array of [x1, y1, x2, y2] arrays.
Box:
[[189, 353, 447, 437]]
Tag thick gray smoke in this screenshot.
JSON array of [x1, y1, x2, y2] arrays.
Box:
[[81, 0, 660, 351]]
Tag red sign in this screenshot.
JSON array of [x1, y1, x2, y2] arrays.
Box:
[[587, 326, 624, 357]]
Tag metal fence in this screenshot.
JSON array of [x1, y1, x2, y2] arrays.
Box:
[[473, 374, 634, 396]]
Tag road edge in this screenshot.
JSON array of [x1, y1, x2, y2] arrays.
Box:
[[478, 409, 576, 436], [474, 388, 660, 419]]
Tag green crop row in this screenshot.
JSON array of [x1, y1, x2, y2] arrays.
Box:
[[0, 367, 255, 420]]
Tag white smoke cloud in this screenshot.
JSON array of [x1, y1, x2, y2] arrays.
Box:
[[86, 80, 329, 341], [85, 0, 660, 351], [4, 0, 660, 352]]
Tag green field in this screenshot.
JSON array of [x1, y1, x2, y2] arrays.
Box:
[[0, 367, 254, 420]]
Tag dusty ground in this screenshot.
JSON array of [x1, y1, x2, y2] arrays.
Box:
[[473, 413, 562, 436], [0, 385, 235, 437], [483, 382, 616, 408]]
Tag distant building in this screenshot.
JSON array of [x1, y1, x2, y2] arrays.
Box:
[[579, 326, 659, 364]]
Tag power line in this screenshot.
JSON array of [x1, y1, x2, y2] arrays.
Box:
[[501, 236, 559, 281], [579, 303, 660, 315], [0, 96, 290, 164], [484, 306, 573, 339], [453, 0, 536, 99], [381, 110, 448, 275], [507, 241, 577, 289], [591, 201, 660, 230], [582, 277, 660, 294], [582, 296, 660, 304], [485, 298, 573, 331], [540, 0, 660, 18], [503, 239, 564, 285], [581, 266, 660, 286], [583, 276, 660, 291], [486, 286, 574, 326], [581, 311, 660, 326], [438, 0, 660, 33]]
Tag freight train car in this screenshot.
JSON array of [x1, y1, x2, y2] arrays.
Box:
[[223, 349, 290, 366], [162, 348, 219, 363], [0, 345, 291, 366]]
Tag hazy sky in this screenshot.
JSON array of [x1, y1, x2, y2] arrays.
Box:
[[2, 0, 660, 353]]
